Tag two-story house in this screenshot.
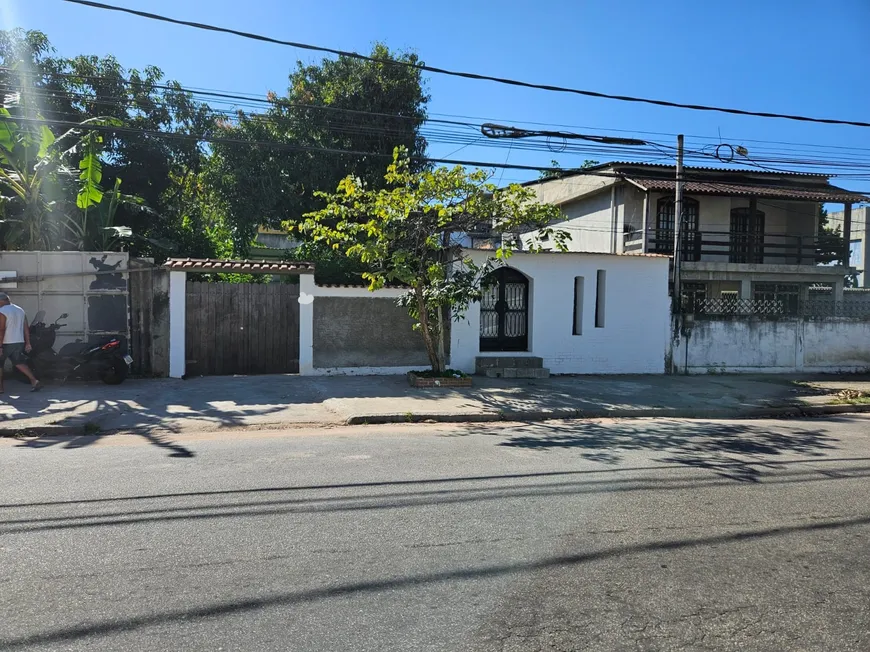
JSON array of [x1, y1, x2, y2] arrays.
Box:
[[521, 162, 869, 306]]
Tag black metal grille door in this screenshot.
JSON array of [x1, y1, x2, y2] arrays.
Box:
[[479, 268, 529, 352]]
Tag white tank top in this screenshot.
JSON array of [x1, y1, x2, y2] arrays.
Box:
[[0, 304, 26, 344]]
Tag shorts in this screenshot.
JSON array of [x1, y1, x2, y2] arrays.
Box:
[[1, 343, 27, 365]]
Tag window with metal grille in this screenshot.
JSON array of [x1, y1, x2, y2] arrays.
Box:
[[654, 196, 700, 260], [680, 282, 708, 312], [753, 282, 800, 315]]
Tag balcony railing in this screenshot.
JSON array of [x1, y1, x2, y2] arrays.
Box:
[[624, 230, 840, 265]]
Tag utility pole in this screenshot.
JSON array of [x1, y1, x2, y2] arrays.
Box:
[[672, 134, 684, 313]]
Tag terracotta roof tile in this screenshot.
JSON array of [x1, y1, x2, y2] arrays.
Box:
[[627, 177, 869, 203], [164, 258, 314, 274]]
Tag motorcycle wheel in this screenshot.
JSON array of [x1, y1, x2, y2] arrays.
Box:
[[100, 358, 129, 385]]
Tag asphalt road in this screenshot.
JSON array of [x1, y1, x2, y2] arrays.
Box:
[[2, 415, 870, 651]]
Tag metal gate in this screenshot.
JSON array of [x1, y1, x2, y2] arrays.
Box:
[[185, 282, 300, 375], [479, 267, 529, 352]]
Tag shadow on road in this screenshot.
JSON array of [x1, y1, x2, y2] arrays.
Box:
[[2, 510, 868, 651], [492, 418, 840, 482]]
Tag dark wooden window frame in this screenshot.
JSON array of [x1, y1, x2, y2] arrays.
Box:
[[730, 207, 766, 264], [654, 196, 700, 261]]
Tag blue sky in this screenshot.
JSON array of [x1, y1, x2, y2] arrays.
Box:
[[9, 0, 870, 189]]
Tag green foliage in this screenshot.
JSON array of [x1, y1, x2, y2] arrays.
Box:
[[538, 159, 599, 180], [206, 43, 429, 255], [298, 147, 567, 372], [0, 28, 216, 258], [281, 240, 368, 285], [816, 204, 846, 267]]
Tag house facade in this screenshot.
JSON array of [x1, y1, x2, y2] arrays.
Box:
[[522, 163, 869, 307], [450, 249, 671, 375]]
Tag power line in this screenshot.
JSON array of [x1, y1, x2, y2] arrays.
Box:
[[62, 0, 870, 129], [12, 67, 870, 166], [5, 113, 870, 196], [16, 84, 870, 177], [11, 71, 870, 170]]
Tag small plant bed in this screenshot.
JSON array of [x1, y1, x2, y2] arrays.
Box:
[[831, 389, 870, 405], [407, 369, 472, 388]]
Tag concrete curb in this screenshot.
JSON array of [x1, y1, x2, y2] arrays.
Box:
[[344, 403, 870, 426], [0, 424, 93, 438], [2, 404, 868, 438]]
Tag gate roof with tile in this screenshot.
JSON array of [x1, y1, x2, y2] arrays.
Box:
[[164, 258, 314, 275]]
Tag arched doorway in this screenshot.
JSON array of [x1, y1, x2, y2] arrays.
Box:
[[479, 267, 529, 352]]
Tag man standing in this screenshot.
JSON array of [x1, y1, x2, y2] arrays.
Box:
[[0, 293, 41, 392]]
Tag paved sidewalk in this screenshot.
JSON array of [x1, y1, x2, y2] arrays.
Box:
[[0, 372, 869, 435]]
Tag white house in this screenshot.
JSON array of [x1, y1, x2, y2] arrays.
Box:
[[449, 249, 670, 376]]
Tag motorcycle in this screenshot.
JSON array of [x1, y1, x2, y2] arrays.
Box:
[[17, 311, 132, 385]]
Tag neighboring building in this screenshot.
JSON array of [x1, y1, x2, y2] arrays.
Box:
[[249, 226, 299, 261], [521, 162, 869, 304], [827, 206, 869, 287]]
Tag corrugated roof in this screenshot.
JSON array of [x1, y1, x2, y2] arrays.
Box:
[[625, 177, 869, 203], [608, 161, 829, 177], [164, 258, 314, 274]]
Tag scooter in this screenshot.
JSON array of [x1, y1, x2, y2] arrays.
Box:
[[18, 311, 132, 385]]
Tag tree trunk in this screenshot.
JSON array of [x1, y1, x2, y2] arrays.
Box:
[[436, 306, 447, 371], [415, 287, 442, 373]]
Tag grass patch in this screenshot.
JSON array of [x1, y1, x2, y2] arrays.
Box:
[[830, 396, 870, 406], [83, 421, 102, 436], [829, 389, 870, 405]]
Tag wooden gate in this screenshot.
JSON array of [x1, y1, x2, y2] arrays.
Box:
[[185, 282, 300, 375]]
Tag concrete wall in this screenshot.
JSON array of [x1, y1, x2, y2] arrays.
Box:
[[528, 173, 617, 207], [0, 251, 129, 354], [312, 297, 429, 368], [129, 259, 170, 376], [552, 189, 615, 253], [450, 249, 670, 374], [299, 277, 430, 375], [675, 318, 870, 374]]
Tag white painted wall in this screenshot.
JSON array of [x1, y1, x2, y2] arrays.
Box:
[[676, 318, 870, 374], [168, 271, 187, 378], [450, 249, 670, 374]]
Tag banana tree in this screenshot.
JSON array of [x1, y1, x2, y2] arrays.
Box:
[[0, 102, 121, 250], [64, 175, 159, 251], [0, 105, 63, 248]]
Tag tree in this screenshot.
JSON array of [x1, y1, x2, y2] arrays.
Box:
[[298, 148, 568, 373], [0, 29, 217, 259], [538, 159, 599, 181], [206, 43, 429, 255], [815, 204, 846, 266]]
